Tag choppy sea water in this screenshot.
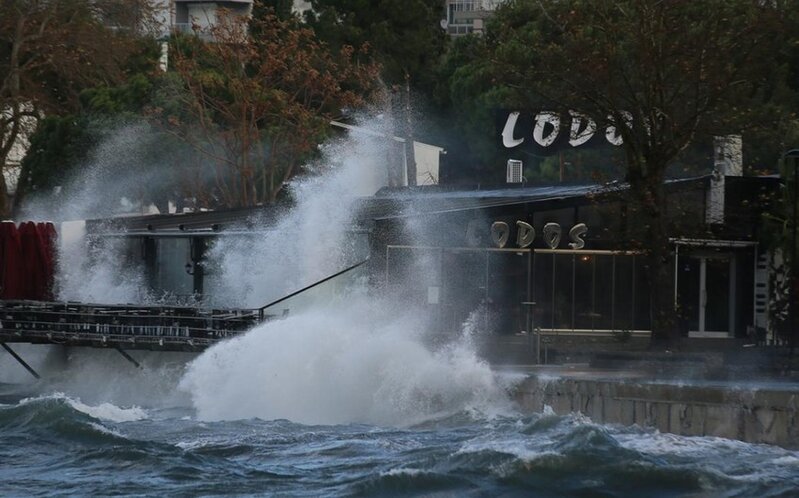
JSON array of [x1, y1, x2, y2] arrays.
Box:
[[1, 392, 798, 497]]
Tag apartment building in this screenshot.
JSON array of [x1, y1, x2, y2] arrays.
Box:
[[444, 0, 504, 36], [172, 0, 253, 35]]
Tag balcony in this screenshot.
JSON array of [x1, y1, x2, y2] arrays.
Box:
[[172, 22, 214, 40]]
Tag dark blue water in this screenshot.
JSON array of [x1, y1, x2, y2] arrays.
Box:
[[1, 393, 797, 497]]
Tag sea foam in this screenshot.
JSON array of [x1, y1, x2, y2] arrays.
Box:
[[179, 299, 511, 426]]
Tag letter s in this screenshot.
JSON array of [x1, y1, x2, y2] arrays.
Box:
[[568, 223, 588, 249]]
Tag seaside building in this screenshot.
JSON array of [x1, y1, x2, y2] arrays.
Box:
[[0, 131, 787, 375], [67, 142, 778, 361]]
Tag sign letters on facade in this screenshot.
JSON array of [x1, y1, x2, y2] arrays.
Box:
[[498, 110, 632, 155], [490, 221, 588, 250]]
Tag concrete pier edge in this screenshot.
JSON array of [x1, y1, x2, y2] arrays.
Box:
[[513, 376, 799, 449]]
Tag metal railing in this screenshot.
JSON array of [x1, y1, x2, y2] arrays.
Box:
[[0, 260, 370, 351], [0, 300, 263, 345], [257, 259, 370, 315]]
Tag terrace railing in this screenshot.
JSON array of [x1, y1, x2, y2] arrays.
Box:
[[0, 300, 265, 352]]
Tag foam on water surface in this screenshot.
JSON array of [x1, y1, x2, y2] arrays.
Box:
[[19, 393, 147, 423]]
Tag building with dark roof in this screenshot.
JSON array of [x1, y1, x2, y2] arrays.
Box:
[[85, 169, 780, 358]]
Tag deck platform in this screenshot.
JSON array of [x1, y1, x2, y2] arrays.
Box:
[[0, 300, 269, 353]]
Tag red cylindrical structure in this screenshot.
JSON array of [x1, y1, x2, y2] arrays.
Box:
[[19, 221, 51, 300], [0, 221, 24, 299]]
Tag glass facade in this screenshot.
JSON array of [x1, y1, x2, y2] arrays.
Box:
[[385, 246, 650, 335], [152, 238, 194, 299]]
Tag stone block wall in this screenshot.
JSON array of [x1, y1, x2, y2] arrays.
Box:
[[514, 377, 799, 448]]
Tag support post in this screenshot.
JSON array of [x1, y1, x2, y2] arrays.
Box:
[[523, 301, 537, 364], [783, 149, 799, 356], [115, 348, 142, 370], [1, 342, 40, 379], [792, 158, 797, 356], [527, 250, 533, 359], [404, 71, 417, 187], [191, 238, 206, 296]]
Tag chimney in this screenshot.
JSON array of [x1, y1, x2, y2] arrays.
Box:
[[506, 159, 523, 184], [714, 135, 743, 176], [705, 135, 742, 224]]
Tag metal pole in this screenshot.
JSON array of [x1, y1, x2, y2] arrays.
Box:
[[571, 254, 576, 332], [1, 342, 40, 379], [115, 348, 143, 370], [792, 160, 797, 356], [259, 259, 370, 314], [439, 247, 444, 334], [782, 150, 799, 354], [630, 256, 635, 332], [611, 254, 616, 332], [404, 71, 417, 186], [526, 250, 533, 361], [591, 255, 596, 331], [674, 244, 680, 307], [385, 246, 390, 286], [484, 251, 490, 333], [551, 253, 556, 335]]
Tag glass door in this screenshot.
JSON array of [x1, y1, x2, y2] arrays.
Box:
[[703, 256, 733, 334], [679, 254, 734, 337]]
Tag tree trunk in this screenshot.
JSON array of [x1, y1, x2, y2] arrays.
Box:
[[631, 166, 681, 346], [0, 160, 8, 218], [647, 230, 680, 345], [9, 158, 26, 218]]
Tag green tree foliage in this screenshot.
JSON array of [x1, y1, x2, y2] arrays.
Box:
[[15, 115, 91, 198], [448, 0, 795, 342], [761, 155, 799, 342], [13, 40, 162, 211], [251, 0, 295, 20], [433, 34, 509, 183], [305, 0, 447, 89], [0, 0, 155, 215], [162, 10, 380, 207]]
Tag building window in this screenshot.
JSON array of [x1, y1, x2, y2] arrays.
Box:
[[385, 246, 651, 336]]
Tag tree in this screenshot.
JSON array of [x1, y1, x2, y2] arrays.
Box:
[[251, 0, 295, 21], [465, 0, 793, 342], [160, 9, 379, 207], [302, 1, 449, 187], [433, 33, 510, 183], [14, 65, 162, 210], [0, 0, 151, 216], [14, 115, 90, 200], [305, 0, 447, 89]]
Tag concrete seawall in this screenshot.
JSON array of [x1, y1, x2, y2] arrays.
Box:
[[514, 376, 799, 449]]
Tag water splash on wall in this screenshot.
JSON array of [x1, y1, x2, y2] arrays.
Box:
[[202, 120, 389, 308], [12, 115, 513, 426], [175, 117, 514, 424], [179, 297, 512, 426]]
